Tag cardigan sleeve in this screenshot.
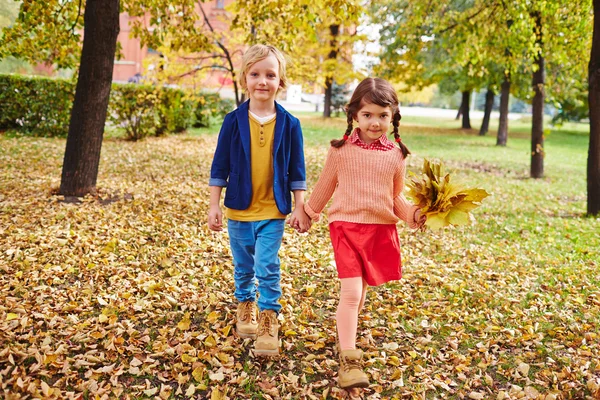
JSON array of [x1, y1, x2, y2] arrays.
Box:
[[304, 147, 338, 221]]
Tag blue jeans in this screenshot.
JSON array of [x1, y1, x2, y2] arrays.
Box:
[[227, 219, 285, 312]]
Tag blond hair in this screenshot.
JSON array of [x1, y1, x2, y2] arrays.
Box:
[[239, 44, 288, 93]]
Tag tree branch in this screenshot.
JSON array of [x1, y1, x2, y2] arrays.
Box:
[[197, 0, 241, 105], [181, 54, 229, 61], [437, 2, 497, 35], [69, 0, 83, 36], [170, 65, 230, 80]]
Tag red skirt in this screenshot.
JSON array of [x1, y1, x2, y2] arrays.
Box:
[[329, 221, 402, 286]]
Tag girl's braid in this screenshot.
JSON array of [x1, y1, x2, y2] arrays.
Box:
[[331, 107, 355, 148], [392, 110, 401, 140], [345, 112, 354, 137], [392, 109, 410, 158]]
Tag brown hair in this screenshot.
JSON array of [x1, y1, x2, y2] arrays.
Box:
[[239, 44, 288, 93], [331, 77, 410, 158]]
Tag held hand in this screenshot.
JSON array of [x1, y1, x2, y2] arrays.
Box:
[[296, 207, 312, 233], [208, 206, 223, 231], [289, 207, 312, 233], [288, 213, 298, 229]]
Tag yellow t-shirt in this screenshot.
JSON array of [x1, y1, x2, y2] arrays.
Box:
[[226, 113, 286, 221]]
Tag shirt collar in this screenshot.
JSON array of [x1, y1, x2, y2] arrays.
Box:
[[349, 128, 394, 147]]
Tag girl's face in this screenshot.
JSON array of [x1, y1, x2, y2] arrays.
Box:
[[245, 55, 281, 105], [354, 102, 393, 144]]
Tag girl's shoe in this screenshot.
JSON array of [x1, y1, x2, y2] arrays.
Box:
[[254, 310, 279, 356], [236, 301, 258, 339], [338, 349, 369, 389]]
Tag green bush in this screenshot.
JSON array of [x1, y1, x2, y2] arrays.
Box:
[[193, 92, 235, 127], [156, 87, 196, 135], [108, 83, 160, 141], [0, 74, 74, 137], [0, 73, 232, 139]]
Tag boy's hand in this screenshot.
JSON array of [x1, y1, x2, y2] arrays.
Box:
[[289, 207, 312, 233], [208, 206, 223, 231]]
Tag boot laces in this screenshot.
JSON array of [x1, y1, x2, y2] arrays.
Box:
[[258, 312, 275, 336], [344, 357, 362, 372], [239, 302, 255, 323]]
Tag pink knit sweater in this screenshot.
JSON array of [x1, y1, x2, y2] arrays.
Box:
[[304, 142, 420, 227]]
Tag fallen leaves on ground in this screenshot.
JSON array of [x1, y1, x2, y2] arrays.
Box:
[[0, 134, 599, 399]]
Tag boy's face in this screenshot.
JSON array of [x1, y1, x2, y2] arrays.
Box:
[[245, 55, 281, 104]]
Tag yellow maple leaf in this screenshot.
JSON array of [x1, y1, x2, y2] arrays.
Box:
[[407, 159, 490, 230]]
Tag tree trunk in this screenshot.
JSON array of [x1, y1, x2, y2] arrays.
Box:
[[324, 77, 333, 118], [59, 0, 120, 197], [530, 11, 545, 179], [479, 88, 495, 136], [497, 77, 510, 146], [588, 0, 600, 216], [455, 106, 462, 120], [323, 24, 339, 118], [461, 90, 471, 129]]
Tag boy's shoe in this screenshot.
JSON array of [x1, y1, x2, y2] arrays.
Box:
[[254, 309, 279, 356], [236, 301, 258, 339], [338, 349, 370, 389]]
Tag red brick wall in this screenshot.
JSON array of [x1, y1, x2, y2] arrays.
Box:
[[113, 0, 238, 87]]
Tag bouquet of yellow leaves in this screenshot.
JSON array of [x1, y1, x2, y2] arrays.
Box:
[[407, 159, 490, 230]]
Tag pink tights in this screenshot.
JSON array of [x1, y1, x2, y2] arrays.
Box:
[[336, 277, 368, 351]]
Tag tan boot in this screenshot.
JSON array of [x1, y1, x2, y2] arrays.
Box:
[[236, 301, 258, 339], [338, 349, 369, 389], [254, 310, 279, 356]]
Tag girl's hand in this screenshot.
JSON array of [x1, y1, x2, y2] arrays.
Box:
[[208, 205, 223, 231], [414, 209, 427, 231]]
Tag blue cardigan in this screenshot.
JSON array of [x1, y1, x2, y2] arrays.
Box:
[[209, 100, 307, 215]]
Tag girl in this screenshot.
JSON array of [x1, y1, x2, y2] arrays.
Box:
[[208, 44, 311, 356], [304, 78, 426, 389]]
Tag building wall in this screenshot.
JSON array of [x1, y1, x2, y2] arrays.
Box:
[[113, 14, 147, 82], [113, 0, 236, 85]]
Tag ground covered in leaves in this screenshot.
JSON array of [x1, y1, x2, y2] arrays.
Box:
[[1, 125, 599, 399]]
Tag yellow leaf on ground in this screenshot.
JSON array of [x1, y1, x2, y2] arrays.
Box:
[[192, 366, 204, 382], [6, 313, 18, 321], [185, 384, 195, 397], [206, 311, 219, 323], [178, 312, 191, 331], [181, 354, 197, 363]]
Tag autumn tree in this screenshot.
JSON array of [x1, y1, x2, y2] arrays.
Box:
[[1, 0, 214, 197], [371, 0, 592, 180], [229, 0, 363, 117], [589, 0, 600, 216], [1, 0, 121, 196]]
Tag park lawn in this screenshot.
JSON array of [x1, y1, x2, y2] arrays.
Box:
[[0, 114, 598, 399]]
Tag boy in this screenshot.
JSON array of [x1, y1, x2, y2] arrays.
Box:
[[207, 44, 310, 356]]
